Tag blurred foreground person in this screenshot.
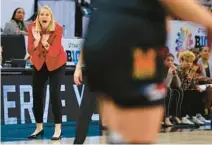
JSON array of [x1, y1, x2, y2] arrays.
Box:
[[75, 0, 212, 143]]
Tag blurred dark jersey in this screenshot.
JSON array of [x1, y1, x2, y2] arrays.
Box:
[[83, 0, 167, 99]]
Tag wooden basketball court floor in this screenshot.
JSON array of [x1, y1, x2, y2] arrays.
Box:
[[1, 127, 212, 144]]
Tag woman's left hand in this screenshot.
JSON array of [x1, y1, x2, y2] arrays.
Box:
[[42, 34, 50, 42], [42, 34, 50, 50]]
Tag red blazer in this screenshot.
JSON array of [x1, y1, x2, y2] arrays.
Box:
[[28, 22, 67, 71]]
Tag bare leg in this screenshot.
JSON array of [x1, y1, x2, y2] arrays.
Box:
[[100, 98, 164, 143], [31, 123, 43, 135], [53, 123, 61, 137]]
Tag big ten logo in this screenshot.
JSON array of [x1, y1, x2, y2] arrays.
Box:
[[195, 28, 207, 48], [66, 42, 81, 65], [175, 26, 193, 52], [65, 50, 80, 65]]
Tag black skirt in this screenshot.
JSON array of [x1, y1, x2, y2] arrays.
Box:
[[83, 0, 167, 108]]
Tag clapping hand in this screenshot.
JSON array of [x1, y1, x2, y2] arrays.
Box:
[[32, 27, 41, 41], [41, 34, 50, 50], [168, 64, 177, 75], [42, 34, 50, 43], [168, 67, 175, 75]]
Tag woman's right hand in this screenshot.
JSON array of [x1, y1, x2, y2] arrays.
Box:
[[74, 65, 83, 85], [168, 66, 176, 75], [168, 67, 174, 75], [32, 27, 41, 41]]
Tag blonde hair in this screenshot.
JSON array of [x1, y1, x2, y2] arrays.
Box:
[[35, 6, 56, 32], [179, 50, 196, 62]]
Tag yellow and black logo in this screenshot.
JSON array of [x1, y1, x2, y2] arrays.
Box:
[[132, 48, 156, 80]]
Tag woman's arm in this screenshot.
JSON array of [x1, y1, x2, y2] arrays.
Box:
[[76, 50, 83, 68], [45, 25, 63, 57], [74, 50, 84, 85], [27, 24, 40, 55], [160, 0, 212, 52], [165, 67, 175, 87], [165, 69, 182, 88], [159, 0, 212, 29], [165, 73, 173, 87], [166, 16, 172, 32], [174, 74, 182, 88]]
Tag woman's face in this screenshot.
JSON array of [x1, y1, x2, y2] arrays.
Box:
[[194, 52, 200, 61], [181, 59, 193, 69], [164, 56, 174, 68], [191, 50, 200, 61], [201, 47, 210, 60], [38, 8, 51, 29], [15, 9, 25, 21]]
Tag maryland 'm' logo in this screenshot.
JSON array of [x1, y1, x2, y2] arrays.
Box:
[[132, 48, 156, 80]]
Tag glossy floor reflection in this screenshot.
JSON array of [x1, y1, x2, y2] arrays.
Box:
[[1, 125, 212, 144]]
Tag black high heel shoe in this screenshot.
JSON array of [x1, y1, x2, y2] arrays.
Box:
[[27, 130, 44, 139], [51, 132, 62, 140]]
